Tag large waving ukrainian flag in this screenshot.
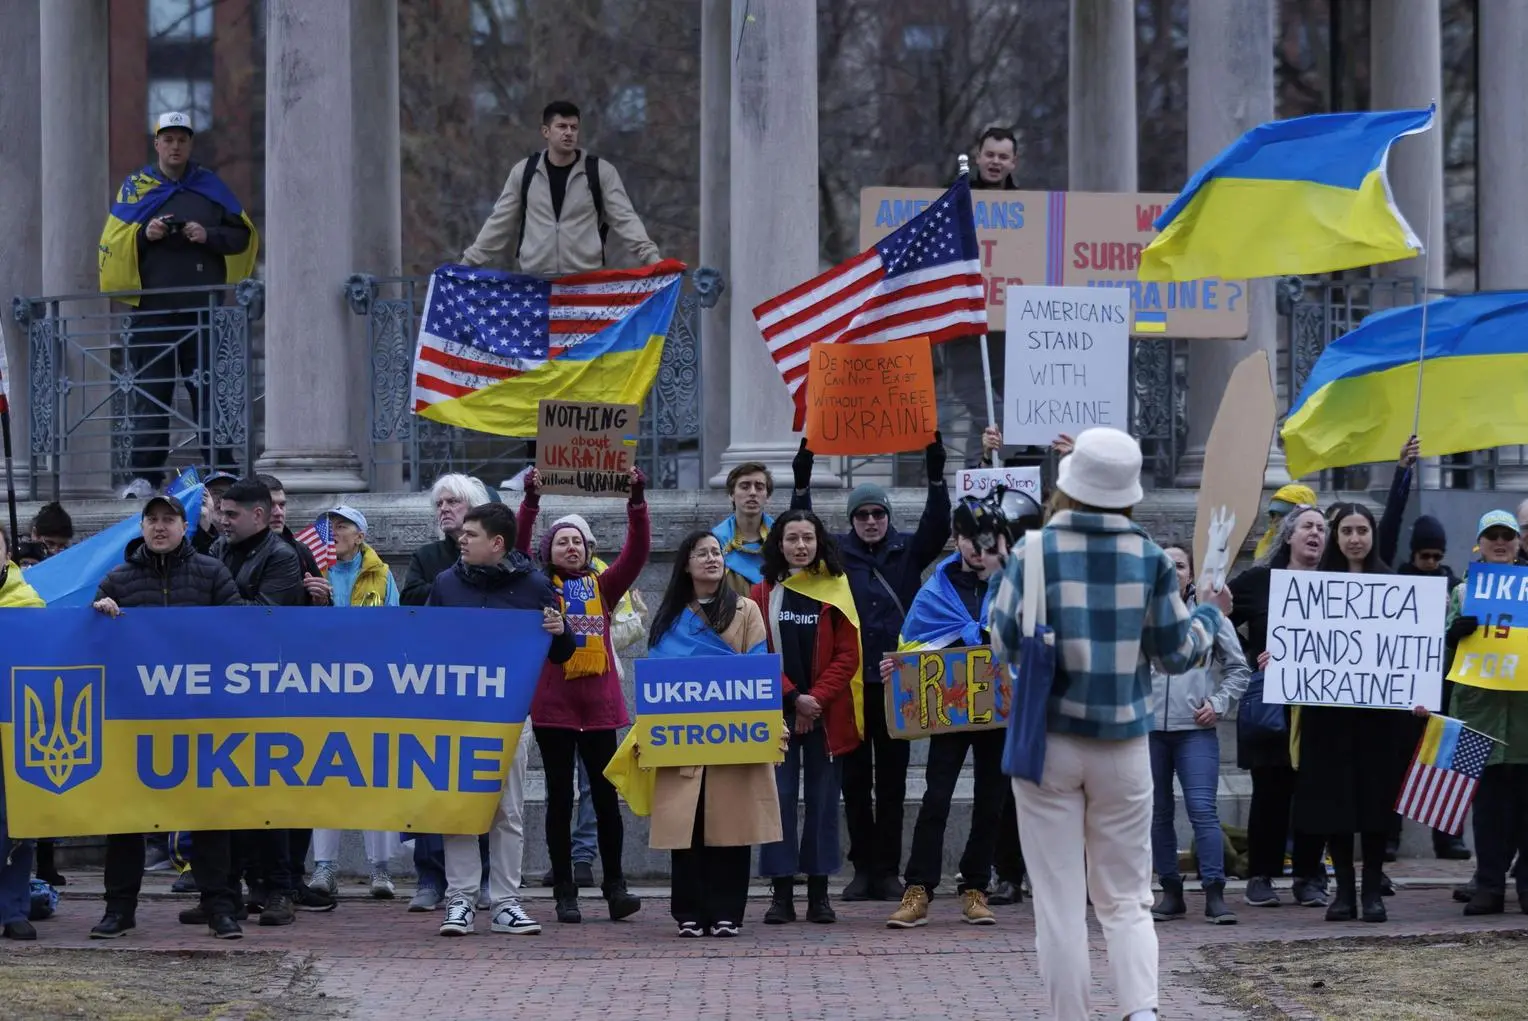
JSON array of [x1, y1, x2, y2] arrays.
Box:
[[412, 259, 687, 436], [97, 165, 259, 304], [1139, 107, 1434, 282], [1281, 291, 1528, 478]]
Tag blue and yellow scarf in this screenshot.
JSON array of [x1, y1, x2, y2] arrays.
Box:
[[713, 513, 773, 585], [98, 164, 259, 305], [554, 572, 609, 679]]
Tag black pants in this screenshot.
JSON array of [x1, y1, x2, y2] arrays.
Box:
[[1473, 763, 1528, 896], [126, 309, 237, 485], [1328, 831, 1386, 882], [842, 682, 910, 879], [1247, 765, 1324, 880], [103, 833, 147, 915], [670, 776, 750, 927], [237, 829, 293, 895], [993, 786, 1026, 884], [289, 829, 312, 879], [535, 726, 624, 888], [904, 729, 1006, 893], [190, 830, 238, 917]]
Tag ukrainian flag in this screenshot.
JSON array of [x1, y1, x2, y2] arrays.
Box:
[[97, 165, 259, 304], [1281, 291, 1528, 478], [1138, 106, 1434, 282], [412, 260, 686, 437]]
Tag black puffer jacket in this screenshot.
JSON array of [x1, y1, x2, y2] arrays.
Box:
[[96, 538, 242, 608]]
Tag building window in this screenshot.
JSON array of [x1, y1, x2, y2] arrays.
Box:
[[149, 0, 215, 40], [147, 79, 214, 133], [607, 85, 647, 133]]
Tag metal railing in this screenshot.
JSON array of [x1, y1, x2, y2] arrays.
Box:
[[346, 268, 716, 492], [13, 282, 263, 498], [1278, 274, 1526, 492]]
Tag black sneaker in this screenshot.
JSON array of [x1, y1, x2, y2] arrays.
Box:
[[259, 891, 295, 926], [603, 880, 641, 921], [574, 862, 596, 888], [209, 914, 244, 940], [171, 870, 198, 894], [841, 870, 873, 902], [292, 884, 337, 912], [554, 883, 581, 924], [3, 920, 37, 941], [1244, 876, 1280, 907], [90, 912, 136, 939], [677, 921, 704, 938]]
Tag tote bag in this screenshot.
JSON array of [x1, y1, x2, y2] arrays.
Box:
[[1236, 670, 1287, 742], [1001, 532, 1057, 784]]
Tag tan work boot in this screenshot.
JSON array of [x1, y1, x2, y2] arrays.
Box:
[[961, 888, 996, 925], [886, 885, 930, 929]]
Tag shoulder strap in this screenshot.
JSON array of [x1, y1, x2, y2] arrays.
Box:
[[585, 153, 609, 264], [1021, 530, 1046, 637], [514, 152, 541, 259], [869, 566, 909, 621]]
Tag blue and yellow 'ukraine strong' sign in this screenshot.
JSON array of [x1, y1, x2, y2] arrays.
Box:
[[633, 653, 784, 767], [0, 608, 548, 838]]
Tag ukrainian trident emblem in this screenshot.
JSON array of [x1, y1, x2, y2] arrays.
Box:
[[14, 668, 103, 794]]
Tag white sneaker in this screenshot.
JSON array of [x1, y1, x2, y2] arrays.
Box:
[[490, 901, 541, 935], [310, 861, 338, 896], [438, 897, 475, 936], [369, 866, 395, 899], [709, 920, 740, 937], [120, 478, 155, 499]]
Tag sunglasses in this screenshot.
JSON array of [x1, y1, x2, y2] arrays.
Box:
[[1413, 550, 1444, 563], [852, 508, 888, 522]]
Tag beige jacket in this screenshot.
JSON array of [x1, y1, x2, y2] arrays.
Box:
[[648, 598, 785, 850], [461, 150, 660, 277]]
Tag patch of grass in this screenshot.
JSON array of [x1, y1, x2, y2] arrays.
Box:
[[1199, 931, 1528, 1020], [0, 949, 341, 1021]]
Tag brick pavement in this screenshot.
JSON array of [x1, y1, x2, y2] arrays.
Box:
[[13, 867, 1526, 1020]]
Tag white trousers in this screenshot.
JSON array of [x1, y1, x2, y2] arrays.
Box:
[[1012, 733, 1157, 1021], [443, 725, 531, 909], [311, 829, 397, 867]]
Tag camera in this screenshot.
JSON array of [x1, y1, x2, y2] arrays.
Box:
[[953, 486, 1044, 556], [160, 215, 182, 237]]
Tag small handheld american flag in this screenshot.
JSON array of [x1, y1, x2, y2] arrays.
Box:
[[295, 517, 336, 572], [1395, 714, 1498, 836]]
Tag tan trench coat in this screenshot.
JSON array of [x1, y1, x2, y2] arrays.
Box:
[[648, 598, 785, 850]]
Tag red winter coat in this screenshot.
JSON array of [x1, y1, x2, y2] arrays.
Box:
[[520, 500, 651, 731], [749, 579, 862, 758]]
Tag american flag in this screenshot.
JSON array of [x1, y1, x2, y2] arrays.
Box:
[[294, 517, 335, 572], [753, 176, 986, 428], [411, 259, 686, 415], [1395, 714, 1497, 836]]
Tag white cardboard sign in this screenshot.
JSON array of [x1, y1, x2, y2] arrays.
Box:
[[1263, 569, 1448, 711], [1002, 285, 1130, 447], [955, 466, 1041, 501]]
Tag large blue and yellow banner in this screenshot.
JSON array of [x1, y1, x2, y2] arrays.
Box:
[[1449, 563, 1528, 692], [633, 654, 784, 767], [0, 608, 548, 837]]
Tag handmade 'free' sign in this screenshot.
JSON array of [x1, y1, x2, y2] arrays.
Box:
[[885, 645, 1009, 739]]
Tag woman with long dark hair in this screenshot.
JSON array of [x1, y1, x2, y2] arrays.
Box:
[[632, 530, 784, 937], [1296, 502, 1421, 923], [1229, 505, 1330, 910], [750, 510, 862, 925]]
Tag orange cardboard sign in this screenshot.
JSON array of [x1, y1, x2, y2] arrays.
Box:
[[804, 337, 937, 455]]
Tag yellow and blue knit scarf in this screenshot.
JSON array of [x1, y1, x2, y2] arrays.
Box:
[[554, 572, 609, 679]]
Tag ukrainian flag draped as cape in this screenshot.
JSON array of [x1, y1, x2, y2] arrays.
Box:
[[98, 165, 259, 304], [1280, 291, 1528, 478], [785, 567, 864, 739], [896, 553, 990, 652], [1138, 107, 1435, 282], [713, 513, 773, 585], [604, 608, 770, 815]]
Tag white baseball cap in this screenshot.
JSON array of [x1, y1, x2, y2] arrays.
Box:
[[155, 111, 195, 135]]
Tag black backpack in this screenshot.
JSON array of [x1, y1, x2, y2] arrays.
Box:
[[516, 150, 609, 264]]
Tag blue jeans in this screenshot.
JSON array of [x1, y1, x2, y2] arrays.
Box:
[[412, 833, 489, 895], [0, 778, 34, 925], [1149, 728, 1224, 883], [759, 728, 843, 878], [572, 757, 596, 865]]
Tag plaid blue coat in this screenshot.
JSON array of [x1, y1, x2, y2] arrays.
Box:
[[989, 510, 1224, 741]]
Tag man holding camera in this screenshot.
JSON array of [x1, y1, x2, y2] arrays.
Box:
[[100, 112, 258, 499]]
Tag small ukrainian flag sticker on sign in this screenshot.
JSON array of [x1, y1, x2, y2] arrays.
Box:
[[1134, 311, 1167, 334]]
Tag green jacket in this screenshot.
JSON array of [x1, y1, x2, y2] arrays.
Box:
[[1446, 580, 1528, 767]]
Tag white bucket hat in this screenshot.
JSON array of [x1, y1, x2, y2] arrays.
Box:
[[1056, 427, 1144, 509]]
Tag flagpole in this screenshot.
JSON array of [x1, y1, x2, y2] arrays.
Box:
[[1411, 113, 1438, 440], [959, 154, 1001, 468]]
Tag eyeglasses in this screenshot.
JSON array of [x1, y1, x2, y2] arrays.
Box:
[[689, 548, 724, 561], [852, 508, 888, 522]]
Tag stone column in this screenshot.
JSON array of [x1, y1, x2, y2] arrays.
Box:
[[40, 0, 111, 497], [1068, 0, 1137, 192], [1177, 0, 1282, 487], [0, 0, 41, 496], [1370, 0, 1444, 292], [350, 0, 403, 490], [708, 0, 822, 489], [256, 0, 367, 492], [699, 0, 731, 485]]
